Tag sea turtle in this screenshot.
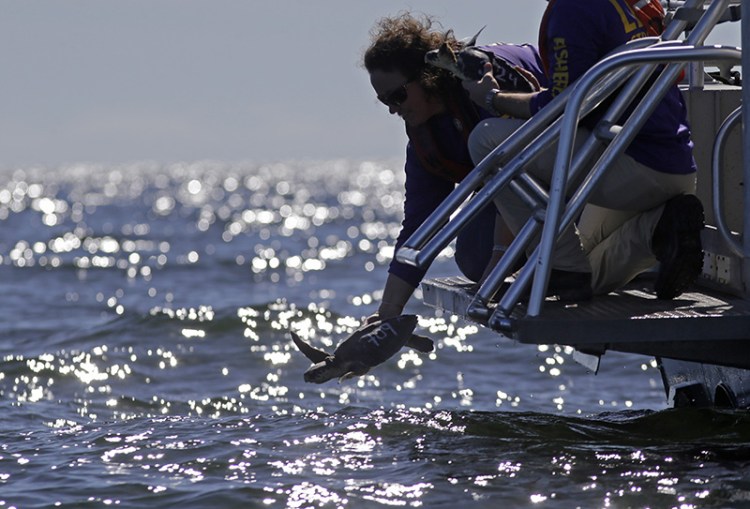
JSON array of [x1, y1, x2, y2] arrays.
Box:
[[424, 27, 537, 92], [290, 314, 433, 383]]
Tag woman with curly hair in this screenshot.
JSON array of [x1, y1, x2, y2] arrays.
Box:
[[362, 13, 546, 322]]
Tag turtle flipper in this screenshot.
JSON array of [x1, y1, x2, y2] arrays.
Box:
[[304, 358, 339, 384], [461, 25, 485, 47], [406, 333, 434, 353], [290, 331, 330, 363]]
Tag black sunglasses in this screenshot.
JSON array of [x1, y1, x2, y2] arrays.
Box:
[[377, 82, 410, 107]]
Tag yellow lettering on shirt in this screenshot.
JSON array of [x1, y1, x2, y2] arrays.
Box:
[[551, 37, 569, 96], [609, 0, 638, 33]]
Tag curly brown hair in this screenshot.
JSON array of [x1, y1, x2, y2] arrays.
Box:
[[363, 13, 459, 98]]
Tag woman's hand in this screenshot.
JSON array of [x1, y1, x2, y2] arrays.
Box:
[[462, 62, 499, 108], [463, 61, 535, 119]]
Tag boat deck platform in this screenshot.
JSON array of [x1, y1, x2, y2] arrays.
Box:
[[421, 276, 750, 370]]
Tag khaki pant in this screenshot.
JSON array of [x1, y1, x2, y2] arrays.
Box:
[[469, 118, 696, 294]]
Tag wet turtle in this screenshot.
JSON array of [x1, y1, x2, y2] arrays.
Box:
[[290, 314, 433, 383], [424, 27, 537, 92]]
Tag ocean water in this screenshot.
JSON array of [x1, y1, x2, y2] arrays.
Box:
[[1, 160, 749, 508]]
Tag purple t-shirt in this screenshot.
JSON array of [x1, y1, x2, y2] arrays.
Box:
[[389, 43, 546, 287], [529, 0, 696, 175]]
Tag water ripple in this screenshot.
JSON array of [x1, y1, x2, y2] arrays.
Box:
[[2, 407, 749, 507], [0, 160, 743, 508]]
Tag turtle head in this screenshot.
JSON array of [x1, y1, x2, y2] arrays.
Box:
[[425, 41, 458, 74]]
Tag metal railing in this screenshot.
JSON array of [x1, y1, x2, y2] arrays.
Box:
[[395, 0, 745, 328], [712, 105, 743, 257], [742, 0, 750, 295]]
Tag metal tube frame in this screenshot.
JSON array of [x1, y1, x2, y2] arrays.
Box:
[[524, 0, 737, 318], [397, 2, 706, 272], [396, 0, 745, 324], [485, 43, 684, 318], [712, 106, 744, 257], [742, 0, 750, 294], [519, 45, 741, 320], [395, 39, 660, 268], [477, 0, 710, 318]]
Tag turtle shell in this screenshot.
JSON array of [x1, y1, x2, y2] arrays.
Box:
[[332, 314, 418, 367], [292, 314, 420, 384]]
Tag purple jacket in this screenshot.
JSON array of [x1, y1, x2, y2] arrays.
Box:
[[530, 0, 696, 175], [390, 43, 547, 287]]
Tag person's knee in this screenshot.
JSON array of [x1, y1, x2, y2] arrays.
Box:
[[455, 204, 496, 282], [468, 118, 522, 165], [468, 122, 495, 165]]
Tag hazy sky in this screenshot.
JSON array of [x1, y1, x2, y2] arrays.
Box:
[[0, 1, 742, 167]]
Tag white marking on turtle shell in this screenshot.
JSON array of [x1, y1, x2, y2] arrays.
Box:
[[361, 322, 397, 347]]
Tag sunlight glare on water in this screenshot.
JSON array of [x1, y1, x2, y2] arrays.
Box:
[[1, 160, 748, 508]]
